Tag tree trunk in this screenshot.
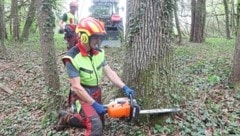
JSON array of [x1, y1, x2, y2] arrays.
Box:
[[231, 0, 240, 91], [214, 12, 223, 36], [190, 0, 206, 43], [237, 0, 240, 28], [11, 0, 19, 40], [124, 0, 177, 123], [223, 0, 231, 39], [190, 0, 196, 42], [38, 0, 60, 93], [174, 0, 183, 45], [231, 32, 240, 91], [0, 0, 7, 59], [230, 0, 236, 36], [20, 0, 36, 41]]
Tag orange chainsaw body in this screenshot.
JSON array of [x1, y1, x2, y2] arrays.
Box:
[[107, 97, 131, 118], [106, 96, 180, 121]]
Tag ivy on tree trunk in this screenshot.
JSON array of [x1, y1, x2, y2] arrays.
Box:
[[123, 0, 179, 123]]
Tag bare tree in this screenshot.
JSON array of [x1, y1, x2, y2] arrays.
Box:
[[123, 0, 177, 122], [20, 0, 37, 41], [174, 0, 183, 45], [0, 0, 7, 59], [223, 0, 231, 39], [230, 0, 236, 36], [190, 0, 206, 43], [10, 0, 19, 40]]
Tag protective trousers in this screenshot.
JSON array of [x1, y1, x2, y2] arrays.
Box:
[[67, 86, 103, 136]]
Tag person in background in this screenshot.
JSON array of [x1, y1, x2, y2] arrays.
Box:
[[59, 0, 79, 50], [54, 17, 135, 136]]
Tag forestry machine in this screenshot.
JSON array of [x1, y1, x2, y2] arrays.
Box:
[[89, 0, 124, 47]]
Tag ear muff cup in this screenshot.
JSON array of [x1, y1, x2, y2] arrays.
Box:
[[80, 33, 89, 44]]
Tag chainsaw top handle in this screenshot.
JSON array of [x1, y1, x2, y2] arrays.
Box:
[[128, 94, 134, 121], [129, 94, 133, 107], [128, 93, 140, 122]]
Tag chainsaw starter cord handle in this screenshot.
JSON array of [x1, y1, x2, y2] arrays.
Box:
[[92, 102, 106, 115], [122, 85, 135, 97]]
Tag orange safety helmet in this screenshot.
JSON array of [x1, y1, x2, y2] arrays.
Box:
[[69, 1, 78, 7], [75, 17, 106, 44]]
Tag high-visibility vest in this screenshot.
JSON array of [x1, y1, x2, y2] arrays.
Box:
[[63, 50, 105, 86], [66, 12, 77, 24]]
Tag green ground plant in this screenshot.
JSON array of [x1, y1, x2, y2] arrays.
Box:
[[0, 37, 239, 135]]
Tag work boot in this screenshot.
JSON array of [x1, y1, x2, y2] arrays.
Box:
[[54, 110, 72, 131]]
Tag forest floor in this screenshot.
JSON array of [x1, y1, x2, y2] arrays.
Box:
[[0, 37, 240, 136]]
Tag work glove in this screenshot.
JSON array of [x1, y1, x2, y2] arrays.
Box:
[[92, 102, 106, 115], [122, 85, 135, 97]]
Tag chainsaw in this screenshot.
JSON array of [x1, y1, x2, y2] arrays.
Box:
[[105, 94, 181, 121]]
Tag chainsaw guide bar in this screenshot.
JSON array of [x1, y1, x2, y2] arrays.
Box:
[[139, 108, 181, 114]]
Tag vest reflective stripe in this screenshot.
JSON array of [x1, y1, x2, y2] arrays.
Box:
[[66, 12, 76, 24], [63, 50, 105, 86]]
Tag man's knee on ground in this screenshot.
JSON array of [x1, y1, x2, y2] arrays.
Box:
[[69, 116, 85, 128]]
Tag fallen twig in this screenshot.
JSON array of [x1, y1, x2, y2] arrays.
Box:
[[0, 83, 13, 94]]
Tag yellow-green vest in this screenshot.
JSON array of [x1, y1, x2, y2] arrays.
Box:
[[63, 50, 105, 86], [66, 12, 77, 24]]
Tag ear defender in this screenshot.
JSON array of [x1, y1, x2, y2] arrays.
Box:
[[80, 33, 89, 44]]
